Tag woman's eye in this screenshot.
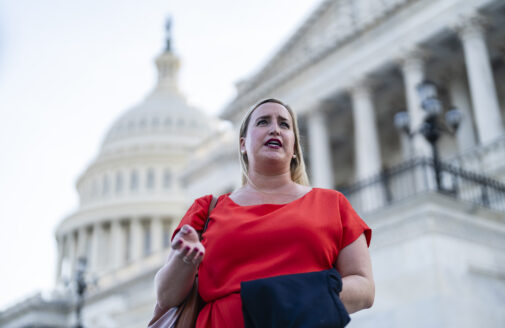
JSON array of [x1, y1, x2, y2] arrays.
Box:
[[281, 122, 290, 128], [257, 120, 267, 126]]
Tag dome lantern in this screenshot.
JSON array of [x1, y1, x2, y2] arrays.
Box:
[[155, 17, 180, 92]]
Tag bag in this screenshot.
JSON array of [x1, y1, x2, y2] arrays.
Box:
[[240, 268, 350, 328], [148, 195, 218, 328]]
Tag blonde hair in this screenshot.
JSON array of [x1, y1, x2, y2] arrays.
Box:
[[238, 98, 310, 186]]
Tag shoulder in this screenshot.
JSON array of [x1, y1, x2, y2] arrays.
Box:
[[182, 194, 215, 227], [193, 194, 214, 209], [311, 187, 344, 199], [310, 188, 355, 211], [171, 194, 214, 240]]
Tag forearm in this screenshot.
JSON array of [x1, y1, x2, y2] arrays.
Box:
[[154, 253, 198, 309], [339, 274, 375, 314]]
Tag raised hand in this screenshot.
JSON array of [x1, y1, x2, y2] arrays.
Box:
[[171, 224, 205, 266]]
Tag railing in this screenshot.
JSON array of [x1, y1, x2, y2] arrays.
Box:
[[340, 157, 505, 214], [446, 135, 505, 175]]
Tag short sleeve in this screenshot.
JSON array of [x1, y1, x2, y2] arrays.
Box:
[[171, 194, 213, 241], [337, 192, 372, 250]]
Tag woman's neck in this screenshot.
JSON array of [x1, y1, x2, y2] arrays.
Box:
[[245, 170, 295, 193]]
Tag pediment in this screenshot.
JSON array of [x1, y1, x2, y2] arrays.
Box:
[[225, 0, 414, 118]]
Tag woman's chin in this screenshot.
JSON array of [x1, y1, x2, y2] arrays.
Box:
[[257, 153, 289, 165]]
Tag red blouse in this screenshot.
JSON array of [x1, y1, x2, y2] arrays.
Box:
[[172, 188, 371, 328]]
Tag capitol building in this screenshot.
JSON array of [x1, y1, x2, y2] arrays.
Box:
[[1, 0, 505, 327]]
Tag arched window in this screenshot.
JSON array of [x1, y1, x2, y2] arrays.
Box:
[[130, 170, 139, 191], [146, 168, 155, 190]]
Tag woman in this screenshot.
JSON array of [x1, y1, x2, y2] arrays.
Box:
[[154, 99, 374, 327]]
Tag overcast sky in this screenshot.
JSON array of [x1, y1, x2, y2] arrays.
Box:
[[0, 0, 321, 310]]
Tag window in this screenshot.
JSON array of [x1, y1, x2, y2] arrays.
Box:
[[91, 179, 99, 198], [115, 172, 123, 193], [146, 168, 155, 190], [102, 175, 110, 195], [163, 169, 171, 189], [130, 170, 139, 191]]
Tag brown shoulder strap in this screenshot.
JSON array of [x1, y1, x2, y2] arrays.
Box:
[[201, 195, 217, 236]]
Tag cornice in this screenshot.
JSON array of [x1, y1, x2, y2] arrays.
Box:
[[221, 0, 421, 120], [366, 191, 505, 250], [0, 292, 71, 321], [55, 198, 187, 236]]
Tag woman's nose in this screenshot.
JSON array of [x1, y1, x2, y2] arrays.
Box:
[[269, 123, 281, 135]]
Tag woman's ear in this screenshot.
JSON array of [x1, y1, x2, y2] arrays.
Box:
[[240, 137, 246, 154]]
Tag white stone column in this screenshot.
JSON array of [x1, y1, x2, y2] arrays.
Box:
[[68, 231, 77, 279], [76, 227, 88, 260], [447, 75, 477, 151], [457, 15, 504, 144], [110, 219, 125, 269], [400, 49, 432, 158], [90, 222, 103, 273], [55, 236, 64, 282], [307, 109, 335, 188], [350, 79, 382, 180], [130, 217, 143, 261], [349, 79, 384, 212], [150, 217, 164, 253]]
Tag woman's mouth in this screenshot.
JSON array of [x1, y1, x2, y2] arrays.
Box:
[[265, 138, 282, 149]]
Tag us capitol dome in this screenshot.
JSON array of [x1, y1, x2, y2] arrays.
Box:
[[50, 24, 219, 326]]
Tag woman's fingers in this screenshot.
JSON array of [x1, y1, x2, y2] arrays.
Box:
[[178, 245, 205, 266], [171, 225, 198, 250], [192, 250, 205, 265], [170, 225, 205, 266], [171, 238, 184, 250], [182, 247, 199, 264], [179, 225, 199, 242]]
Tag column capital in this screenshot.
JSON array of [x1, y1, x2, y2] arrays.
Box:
[[346, 76, 375, 96], [453, 12, 489, 41], [397, 47, 429, 74], [311, 100, 332, 116]]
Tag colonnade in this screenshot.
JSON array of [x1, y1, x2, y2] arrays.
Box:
[[56, 216, 170, 281], [306, 14, 504, 188]]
